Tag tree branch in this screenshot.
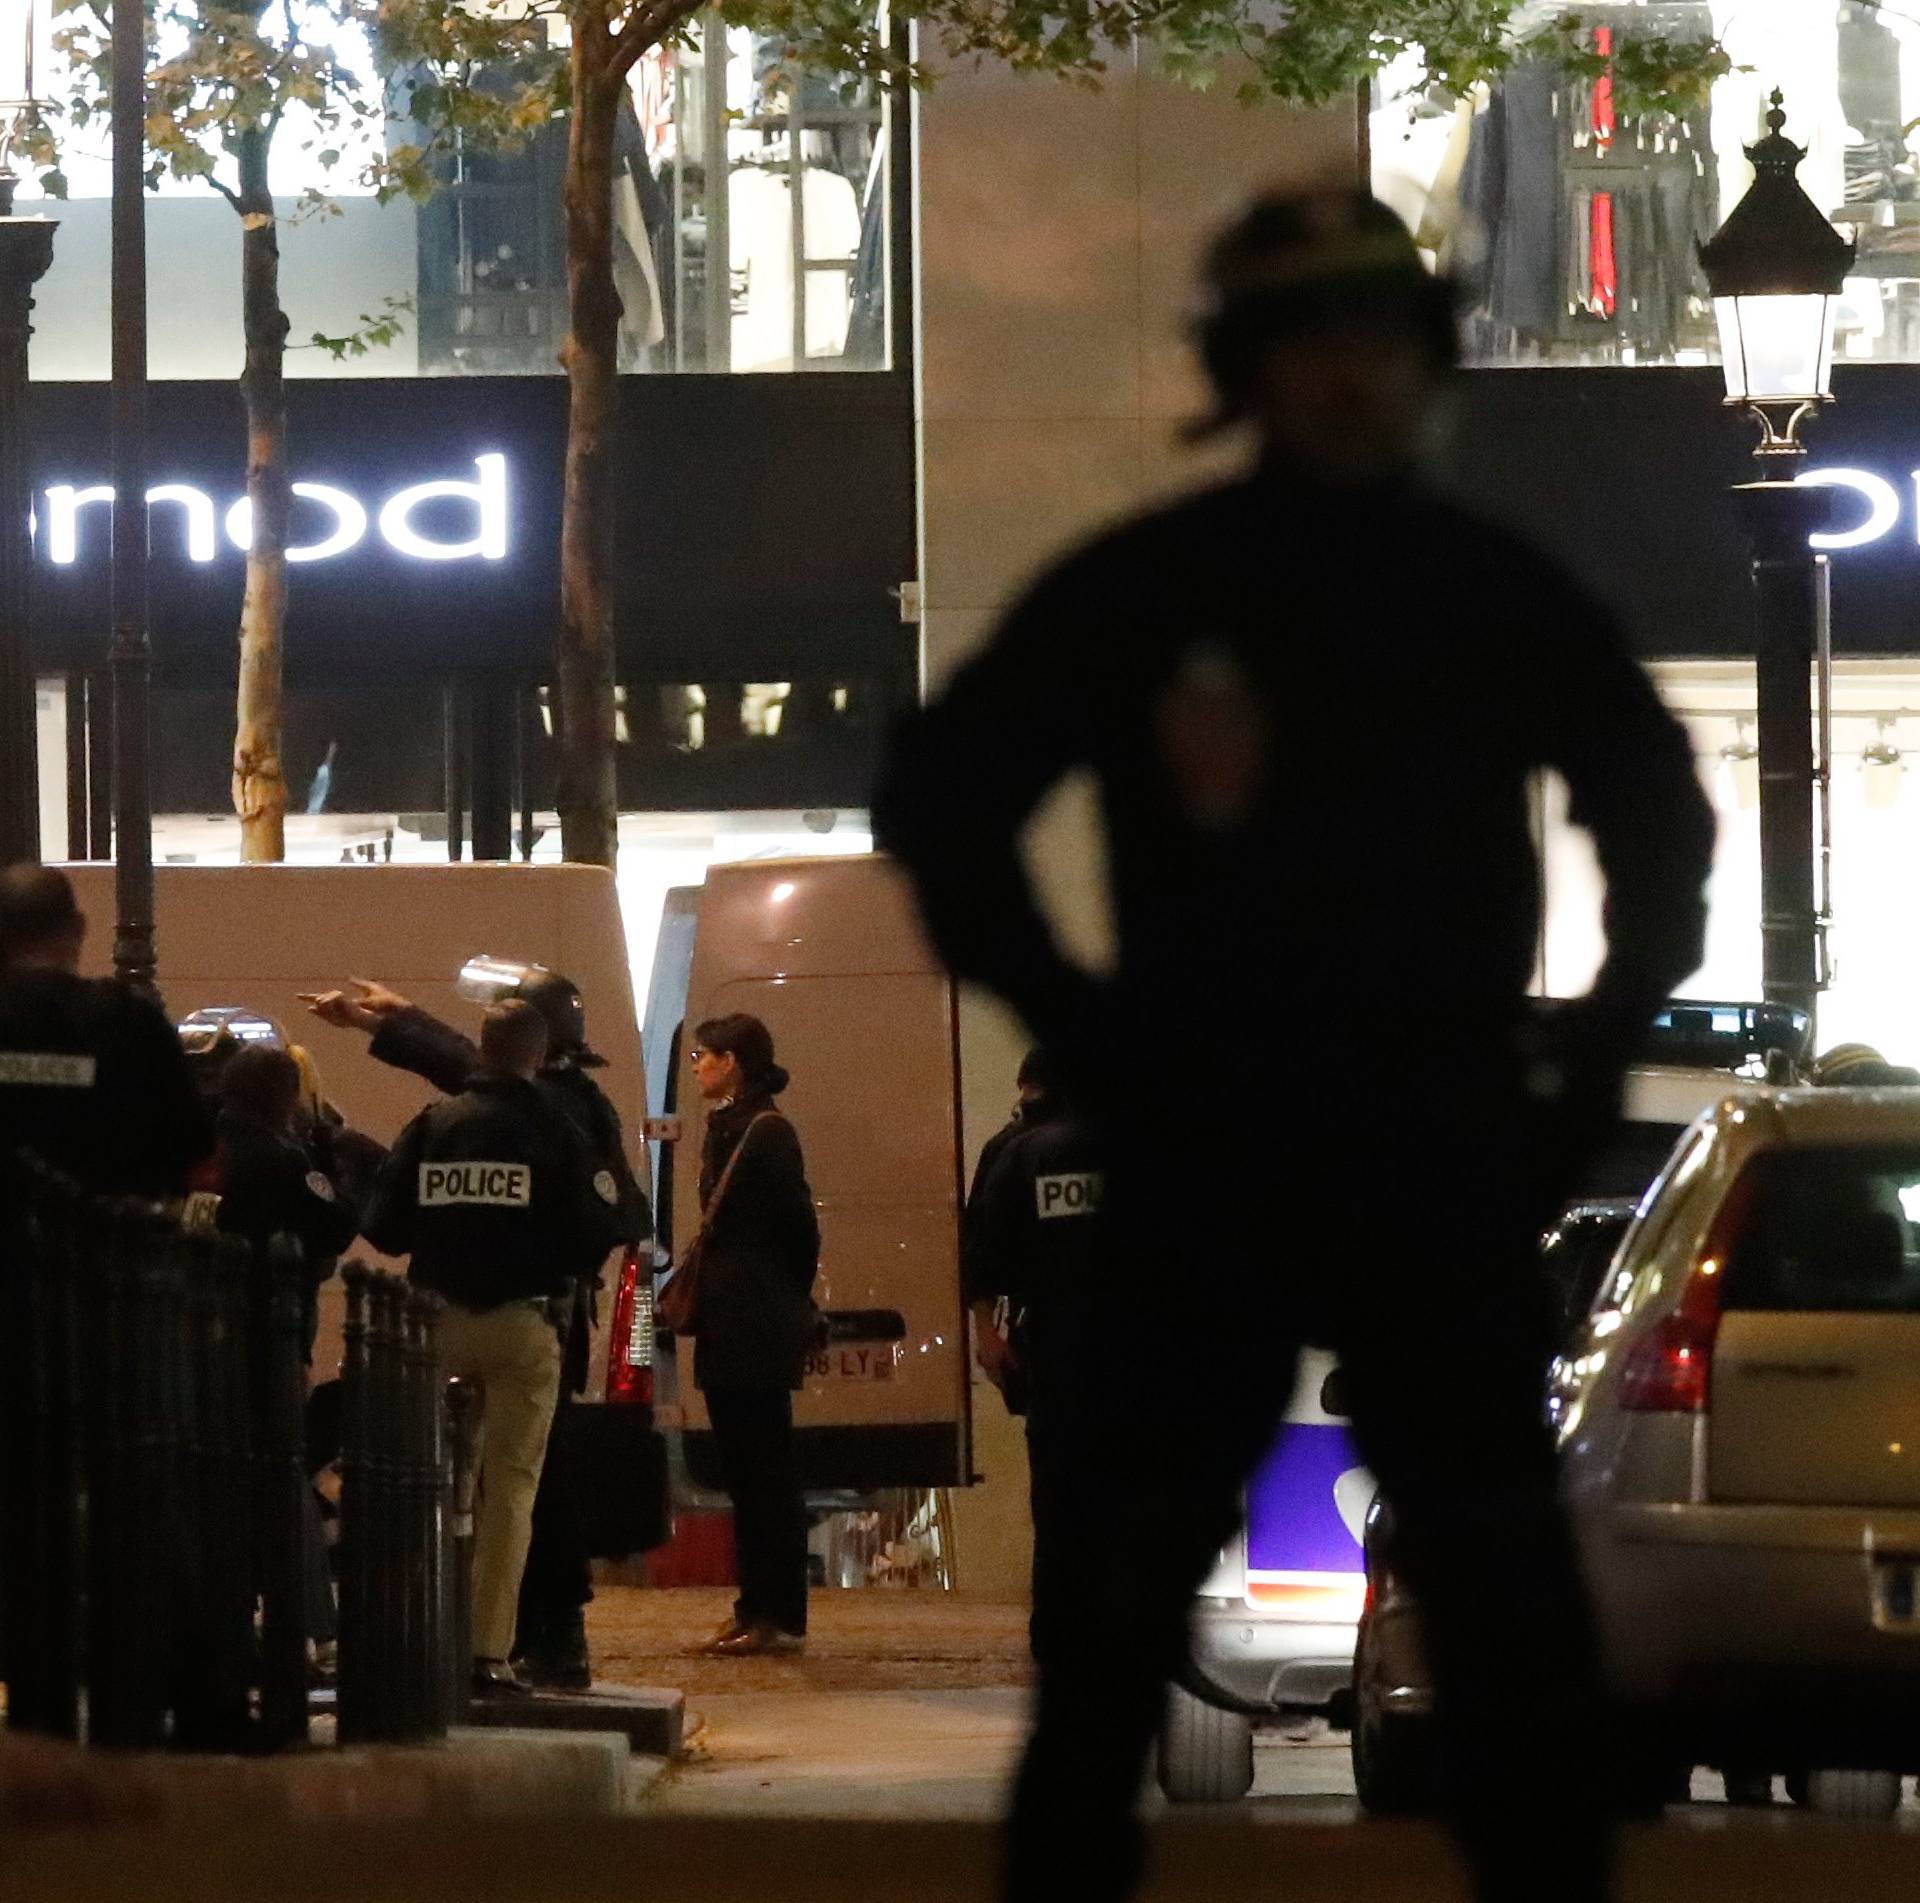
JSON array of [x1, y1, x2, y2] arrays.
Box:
[[610, 0, 701, 79]]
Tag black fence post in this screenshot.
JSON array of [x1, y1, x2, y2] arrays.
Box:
[[256, 1235, 311, 1749], [336, 1264, 372, 1743]]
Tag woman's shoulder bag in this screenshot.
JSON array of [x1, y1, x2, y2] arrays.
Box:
[[656, 1111, 780, 1334]]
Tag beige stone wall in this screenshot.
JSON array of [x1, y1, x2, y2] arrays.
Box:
[[916, 47, 1354, 1594]]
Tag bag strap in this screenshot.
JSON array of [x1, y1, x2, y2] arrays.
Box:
[[687, 1112, 779, 1251]]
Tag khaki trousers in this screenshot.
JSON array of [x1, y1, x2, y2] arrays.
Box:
[[437, 1299, 562, 1664]]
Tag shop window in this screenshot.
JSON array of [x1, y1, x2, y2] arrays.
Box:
[[22, 11, 898, 380], [1373, 3, 1920, 368], [414, 16, 895, 376]]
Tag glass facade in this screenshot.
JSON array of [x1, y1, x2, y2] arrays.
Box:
[[22, 17, 895, 380], [1373, 3, 1920, 368]]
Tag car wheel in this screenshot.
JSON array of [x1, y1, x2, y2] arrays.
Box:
[[1157, 1681, 1255, 1804], [1805, 1770, 1903, 1821], [1350, 1615, 1435, 1815]]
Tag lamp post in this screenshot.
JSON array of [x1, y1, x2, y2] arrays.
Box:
[[0, 0, 55, 865], [1699, 90, 1856, 1035], [109, 0, 153, 991]]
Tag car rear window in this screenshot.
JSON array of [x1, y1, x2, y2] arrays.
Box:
[[1724, 1146, 1920, 1314]]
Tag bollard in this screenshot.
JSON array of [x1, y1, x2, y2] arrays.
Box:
[[338, 1267, 453, 1744]]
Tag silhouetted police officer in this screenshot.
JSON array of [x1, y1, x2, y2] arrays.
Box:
[[965, 1076, 1103, 1666], [875, 191, 1716, 1903], [363, 1000, 621, 1697], [304, 966, 649, 1688], [0, 863, 210, 1197]]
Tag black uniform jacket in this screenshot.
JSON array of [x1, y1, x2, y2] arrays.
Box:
[[215, 1108, 363, 1262], [693, 1093, 821, 1392], [873, 461, 1717, 1107], [363, 1071, 622, 1312], [369, 1006, 651, 1248], [0, 967, 212, 1197], [968, 1110, 1105, 1423], [214, 1107, 365, 1358], [962, 1098, 1059, 1309]]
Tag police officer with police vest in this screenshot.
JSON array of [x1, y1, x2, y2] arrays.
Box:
[[303, 964, 648, 1689], [0, 863, 211, 1198], [964, 1058, 1103, 1666], [363, 1000, 622, 1697]]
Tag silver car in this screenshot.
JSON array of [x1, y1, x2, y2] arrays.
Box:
[[1555, 1085, 1920, 1817], [1363, 1085, 1920, 1820]]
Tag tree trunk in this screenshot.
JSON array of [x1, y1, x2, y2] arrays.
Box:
[[555, 26, 623, 870], [233, 126, 291, 863]]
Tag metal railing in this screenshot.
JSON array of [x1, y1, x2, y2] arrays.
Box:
[[2, 1158, 478, 1751]]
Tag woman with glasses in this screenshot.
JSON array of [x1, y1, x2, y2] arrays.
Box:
[[686, 1013, 820, 1655]]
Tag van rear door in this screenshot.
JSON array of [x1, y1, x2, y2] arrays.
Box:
[[675, 856, 969, 1491]]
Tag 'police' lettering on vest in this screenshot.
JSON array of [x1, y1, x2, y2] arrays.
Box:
[[0, 1052, 98, 1088], [1036, 1171, 1104, 1220], [420, 1162, 533, 1208]]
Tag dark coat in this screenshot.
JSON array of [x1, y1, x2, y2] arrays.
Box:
[[363, 1071, 621, 1312], [873, 461, 1716, 1115], [369, 1004, 652, 1249], [967, 1111, 1105, 1428], [0, 968, 212, 1198], [692, 1091, 820, 1392], [213, 1107, 364, 1359]]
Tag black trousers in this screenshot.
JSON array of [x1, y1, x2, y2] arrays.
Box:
[[704, 1384, 808, 1635], [1004, 1096, 1615, 1903]]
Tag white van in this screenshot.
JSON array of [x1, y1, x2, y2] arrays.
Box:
[[643, 855, 972, 1497]]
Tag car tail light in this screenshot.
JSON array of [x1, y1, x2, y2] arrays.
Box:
[[1618, 1173, 1753, 1414], [606, 1247, 655, 1407]]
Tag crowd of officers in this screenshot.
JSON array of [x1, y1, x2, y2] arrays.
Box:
[[0, 862, 647, 1698]]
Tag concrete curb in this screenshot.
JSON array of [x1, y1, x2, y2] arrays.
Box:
[[457, 1684, 684, 1758], [10, 1725, 658, 1826]]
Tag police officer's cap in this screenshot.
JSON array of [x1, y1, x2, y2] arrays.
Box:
[[1194, 189, 1457, 424], [516, 969, 606, 1068]]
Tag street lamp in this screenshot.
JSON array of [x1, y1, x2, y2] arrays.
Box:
[[0, 0, 56, 865], [1698, 90, 1856, 1033]]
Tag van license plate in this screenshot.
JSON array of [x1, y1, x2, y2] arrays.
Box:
[[1872, 1562, 1920, 1633]]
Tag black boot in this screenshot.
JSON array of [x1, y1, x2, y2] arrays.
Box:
[[518, 1606, 591, 1692]]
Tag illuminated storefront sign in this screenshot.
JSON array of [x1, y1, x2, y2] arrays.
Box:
[[40, 453, 510, 566], [1798, 467, 1920, 551]]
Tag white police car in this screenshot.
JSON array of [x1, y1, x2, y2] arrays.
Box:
[[1163, 1350, 1370, 1803]]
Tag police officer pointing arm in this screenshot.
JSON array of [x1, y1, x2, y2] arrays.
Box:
[[307, 961, 650, 1687], [363, 1000, 620, 1697]]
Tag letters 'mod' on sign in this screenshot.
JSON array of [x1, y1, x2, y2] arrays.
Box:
[[37, 453, 510, 566]]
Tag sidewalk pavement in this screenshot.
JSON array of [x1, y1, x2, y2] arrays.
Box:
[[585, 1585, 1033, 1696]]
